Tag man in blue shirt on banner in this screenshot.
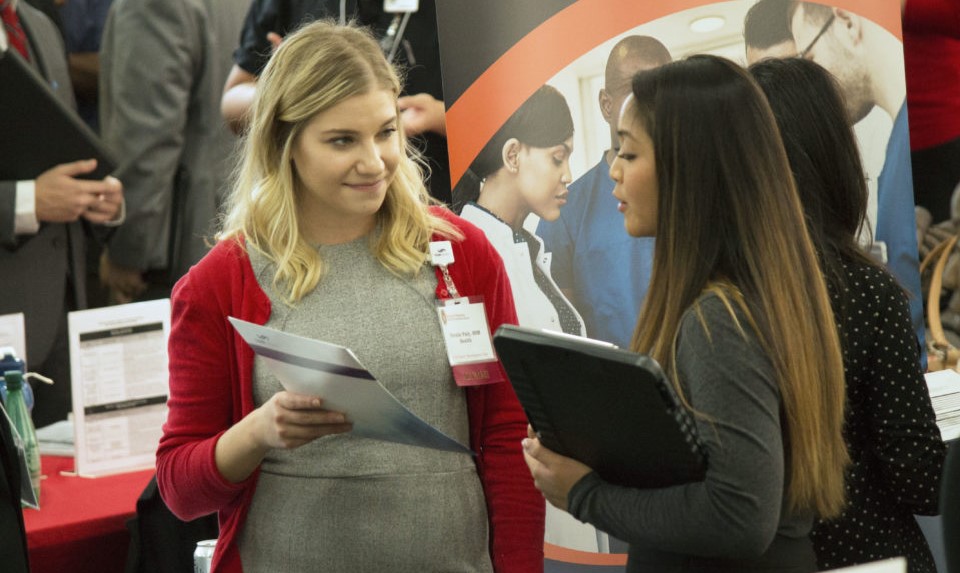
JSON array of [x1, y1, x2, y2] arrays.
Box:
[[790, 1, 925, 357], [537, 35, 671, 348]]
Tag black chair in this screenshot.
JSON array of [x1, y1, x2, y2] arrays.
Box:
[[124, 477, 218, 573], [944, 442, 960, 573]]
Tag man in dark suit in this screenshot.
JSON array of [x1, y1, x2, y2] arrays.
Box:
[[0, 0, 124, 428]]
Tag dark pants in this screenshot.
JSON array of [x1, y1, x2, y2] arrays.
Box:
[[30, 305, 73, 429]]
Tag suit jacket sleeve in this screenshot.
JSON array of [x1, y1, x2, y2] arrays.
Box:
[[0, 182, 16, 247], [3, 4, 75, 247], [99, 0, 198, 270]]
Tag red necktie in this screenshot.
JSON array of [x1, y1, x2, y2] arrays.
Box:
[[1, 1, 30, 61]]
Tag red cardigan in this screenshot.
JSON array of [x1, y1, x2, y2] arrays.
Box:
[[156, 207, 545, 572]]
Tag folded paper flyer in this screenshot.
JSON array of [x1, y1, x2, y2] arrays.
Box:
[[229, 318, 471, 455]]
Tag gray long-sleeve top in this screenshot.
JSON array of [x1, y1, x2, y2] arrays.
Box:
[[568, 293, 813, 565]]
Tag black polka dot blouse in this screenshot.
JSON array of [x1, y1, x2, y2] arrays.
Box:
[[812, 256, 947, 573]]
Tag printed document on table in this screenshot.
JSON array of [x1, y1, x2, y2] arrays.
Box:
[[36, 419, 75, 456], [69, 299, 170, 476], [229, 318, 471, 455]]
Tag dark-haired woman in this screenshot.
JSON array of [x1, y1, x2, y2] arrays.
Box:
[[522, 55, 849, 573], [750, 56, 945, 573]]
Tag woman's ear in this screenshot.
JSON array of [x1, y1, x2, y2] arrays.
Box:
[[502, 138, 521, 173]]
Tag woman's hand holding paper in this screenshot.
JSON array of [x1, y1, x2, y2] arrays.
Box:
[[214, 391, 352, 484], [256, 391, 353, 450]]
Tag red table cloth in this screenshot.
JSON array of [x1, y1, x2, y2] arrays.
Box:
[[23, 455, 154, 573]]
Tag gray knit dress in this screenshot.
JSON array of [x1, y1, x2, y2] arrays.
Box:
[[237, 237, 493, 572]]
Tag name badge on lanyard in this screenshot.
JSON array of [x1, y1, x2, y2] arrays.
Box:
[[430, 241, 501, 386], [383, 0, 419, 13]]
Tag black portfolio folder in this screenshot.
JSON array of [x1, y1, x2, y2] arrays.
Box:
[[493, 324, 706, 488], [0, 48, 115, 180]]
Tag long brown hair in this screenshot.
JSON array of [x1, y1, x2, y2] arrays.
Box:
[[749, 57, 879, 315], [629, 55, 848, 518]]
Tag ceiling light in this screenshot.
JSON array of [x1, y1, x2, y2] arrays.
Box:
[[690, 16, 725, 33]]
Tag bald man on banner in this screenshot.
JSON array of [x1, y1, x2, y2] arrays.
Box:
[[537, 36, 671, 352]]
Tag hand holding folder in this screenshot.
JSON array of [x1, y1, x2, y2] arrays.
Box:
[[493, 324, 706, 489]]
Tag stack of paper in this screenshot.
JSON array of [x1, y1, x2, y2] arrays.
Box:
[[823, 557, 906, 572], [924, 370, 960, 441], [36, 419, 75, 457]]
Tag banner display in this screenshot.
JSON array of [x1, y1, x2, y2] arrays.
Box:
[[436, 1, 919, 570]]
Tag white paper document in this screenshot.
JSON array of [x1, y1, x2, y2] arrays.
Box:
[[925, 369, 960, 398], [924, 369, 960, 442], [36, 419, 75, 456], [68, 299, 171, 476], [229, 318, 472, 455], [823, 557, 906, 573], [0, 313, 27, 364]]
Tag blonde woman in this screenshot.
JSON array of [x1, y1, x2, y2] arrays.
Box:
[[523, 55, 849, 572], [156, 21, 544, 573]]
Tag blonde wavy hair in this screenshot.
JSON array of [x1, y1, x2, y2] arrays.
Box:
[[219, 21, 460, 303]]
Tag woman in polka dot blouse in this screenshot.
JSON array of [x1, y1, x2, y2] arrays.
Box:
[[751, 57, 947, 573]]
